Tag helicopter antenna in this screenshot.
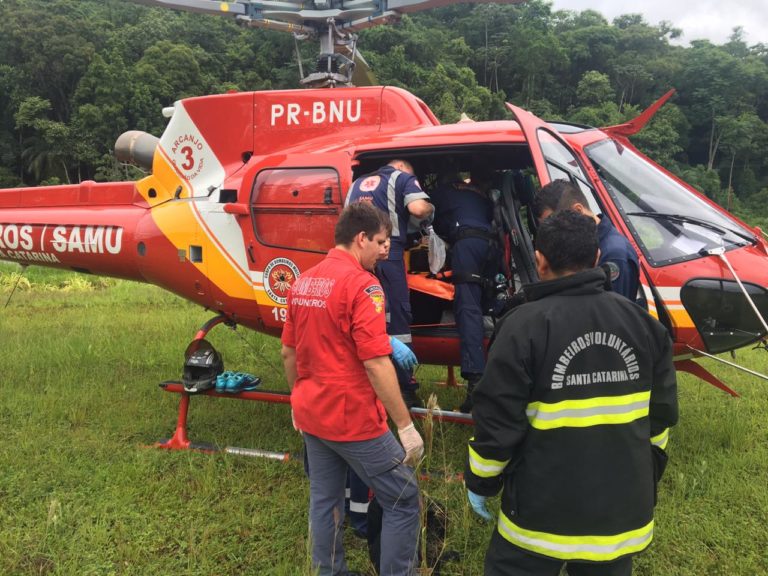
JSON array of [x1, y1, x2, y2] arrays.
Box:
[[2, 265, 28, 310], [129, 0, 526, 88], [293, 33, 305, 81]]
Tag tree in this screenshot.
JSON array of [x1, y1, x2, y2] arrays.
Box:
[[576, 71, 613, 106], [14, 97, 74, 182], [0, 0, 108, 122], [613, 57, 653, 110], [674, 41, 764, 172], [567, 101, 623, 127], [632, 104, 688, 169], [718, 112, 766, 206]]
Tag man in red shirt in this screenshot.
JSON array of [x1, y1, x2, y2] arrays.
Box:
[[281, 202, 424, 576]]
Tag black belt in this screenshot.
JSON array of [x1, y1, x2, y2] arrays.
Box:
[[453, 227, 494, 242]]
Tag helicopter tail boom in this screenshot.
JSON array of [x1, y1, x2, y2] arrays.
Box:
[[0, 181, 150, 281]]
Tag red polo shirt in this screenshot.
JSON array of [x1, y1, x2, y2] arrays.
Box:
[[282, 248, 393, 441]]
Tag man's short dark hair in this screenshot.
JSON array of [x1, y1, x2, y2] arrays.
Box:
[[535, 210, 598, 274], [335, 202, 392, 245], [531, 179, 590, 219], [388, 158, 414, 174]]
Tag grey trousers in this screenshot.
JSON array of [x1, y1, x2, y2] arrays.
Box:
[[303, 431, 420, 576]]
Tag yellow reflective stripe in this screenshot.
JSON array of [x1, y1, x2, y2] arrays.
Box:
[[498, 512, 654, 561], [651, 428, 669, 450], [529, 392, 651, 413], [468, 441, 510, 479], [527, 392, 651, 430]]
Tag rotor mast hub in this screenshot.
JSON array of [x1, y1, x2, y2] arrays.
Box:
[[129, 0, 527, 87]]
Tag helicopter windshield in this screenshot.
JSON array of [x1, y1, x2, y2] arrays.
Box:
[[585, 139, 755, 266]]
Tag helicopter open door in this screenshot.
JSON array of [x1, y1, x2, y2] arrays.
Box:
[[506, 102, 601, 194], [506, 103, 659, 307], [504, 102, 605, 284]]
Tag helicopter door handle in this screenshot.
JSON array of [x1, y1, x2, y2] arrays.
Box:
[[224, 203, 250, 216], [323, 187, 333, 204]]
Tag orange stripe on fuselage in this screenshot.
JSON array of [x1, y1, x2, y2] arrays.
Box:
[[138, 153, 257, 301]]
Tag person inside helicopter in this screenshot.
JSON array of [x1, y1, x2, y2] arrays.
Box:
[[532, 179, 640, 304], [430, 160, 502, 413], [346, 159, 435, 409]]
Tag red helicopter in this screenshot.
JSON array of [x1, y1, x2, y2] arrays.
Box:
[[2, 0, 768, 449]]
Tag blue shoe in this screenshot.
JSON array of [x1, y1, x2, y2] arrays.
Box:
[[240, 376, 262, 391], [228, 372, 262, 392], [216, 371, 234, 392], [227, 372, 247, 392]]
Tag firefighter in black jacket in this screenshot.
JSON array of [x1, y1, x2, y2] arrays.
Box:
[[465, 211, 678, 576]]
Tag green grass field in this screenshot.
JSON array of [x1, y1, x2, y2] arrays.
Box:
[[1, 263, 767, 575]]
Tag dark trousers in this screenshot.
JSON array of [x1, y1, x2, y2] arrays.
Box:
[[452, 237, 495, 378], [346, 468, 370, 536], [376, 258, 416, 392], [485, 530, 633, 576]]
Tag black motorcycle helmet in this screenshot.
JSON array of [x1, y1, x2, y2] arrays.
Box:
[[182, 339, 224, 394]]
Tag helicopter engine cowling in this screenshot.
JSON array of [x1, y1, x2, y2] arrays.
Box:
[[115, 130, 159, 172]]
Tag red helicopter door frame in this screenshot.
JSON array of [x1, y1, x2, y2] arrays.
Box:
[[506, 103, 677, 330], [505, 102, 608, 215], [506, 102, 612, 204], [505, 103, 745, 396], [505, 103, 556, 188]]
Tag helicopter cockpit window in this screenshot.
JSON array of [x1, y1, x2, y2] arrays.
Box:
[[537, 129, 601, 214], [585, 139, 756, 266], [251, 167, 341, 253], [537, 129, 587, 180]]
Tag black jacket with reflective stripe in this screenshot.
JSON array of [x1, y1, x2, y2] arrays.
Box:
[[466, 268, 678, 541]]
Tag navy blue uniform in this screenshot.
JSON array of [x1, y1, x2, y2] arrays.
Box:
[[347, 165, 430, 393], [597, 216, 640, 302], [433, 182, 498, 379], [346, 166, 428, 259], [346, 469, 370, 537]]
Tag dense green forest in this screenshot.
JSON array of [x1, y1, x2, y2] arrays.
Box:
[[1, 0, 767, 220]]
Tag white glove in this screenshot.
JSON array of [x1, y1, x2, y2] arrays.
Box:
[[427, 225, 447, 274], [397, 422, 424, 467]]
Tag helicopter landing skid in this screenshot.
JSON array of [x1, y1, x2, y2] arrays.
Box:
[[156, 312, 283, 451], [433, 365, 460, 387], [156, 313, 473, 453], [155, 381, 292, 451], [155, 381, 474, 453]]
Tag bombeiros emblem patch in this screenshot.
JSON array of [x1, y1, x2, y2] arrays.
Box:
[[365, 285, 385, 314], [264, 257, 301, 305]]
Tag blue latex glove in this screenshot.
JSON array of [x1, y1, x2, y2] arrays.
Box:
[[467, 490, 493, 521], [390, 337, 418, 371]]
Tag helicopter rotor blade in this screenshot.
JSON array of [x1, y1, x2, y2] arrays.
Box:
[[387, 0, 525, 13], [351, 51, 377, 87], [129, 0, 247, 17]]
